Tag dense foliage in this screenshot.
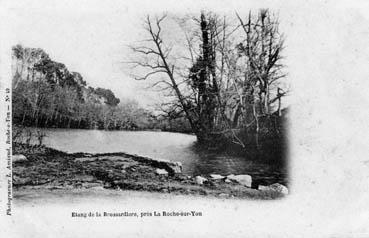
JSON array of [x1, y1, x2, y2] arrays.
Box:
[[12, 45, 192, 132]]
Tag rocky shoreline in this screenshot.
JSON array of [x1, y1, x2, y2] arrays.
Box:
[[12, 143, 288, 199]]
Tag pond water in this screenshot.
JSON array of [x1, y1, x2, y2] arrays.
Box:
[[33, 129, 288, 186]]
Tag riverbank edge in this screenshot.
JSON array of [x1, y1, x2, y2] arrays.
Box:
[[12, 143, 286, 199]]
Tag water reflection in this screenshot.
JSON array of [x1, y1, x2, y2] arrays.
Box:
[[186, 142, 287, 186]]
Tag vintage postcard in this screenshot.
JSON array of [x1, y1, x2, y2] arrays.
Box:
[[0, 0, 368, 237]]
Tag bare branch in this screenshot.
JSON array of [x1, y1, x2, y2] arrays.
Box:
[[134, 70, 167, 81]]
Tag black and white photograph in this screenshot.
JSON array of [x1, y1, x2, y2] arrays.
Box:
[[10, 7, 289, 199], [1, 0, 369, 237]]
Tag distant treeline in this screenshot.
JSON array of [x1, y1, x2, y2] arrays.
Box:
[[11, 45, 192, 132]]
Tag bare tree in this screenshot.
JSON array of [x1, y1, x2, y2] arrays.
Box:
[[129, 14, 200, 133], [235, 9, 287, 148], [130, 10, 288, 148], [36, 130, 46, 146], [129, 13, 231, 142], [236, 9, 286, 115]]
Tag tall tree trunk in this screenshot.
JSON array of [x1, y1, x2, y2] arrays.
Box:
[[21, 111, 26, 125], [253, 100, 260, 150]]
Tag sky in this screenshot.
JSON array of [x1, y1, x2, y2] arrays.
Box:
[[2, 0, 369, 110]]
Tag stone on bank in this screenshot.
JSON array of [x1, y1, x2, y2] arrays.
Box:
[[155, 168, 168, 176], [13, 154, 27, 163], [195, 176, 208, 185], [166, 161, 182, 174], [258, 183, 288, 195], [210, 174, 225, 180], [226, 174, 252, 187]]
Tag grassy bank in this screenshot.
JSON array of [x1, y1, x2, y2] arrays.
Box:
[[12, 143, 286, 199]]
